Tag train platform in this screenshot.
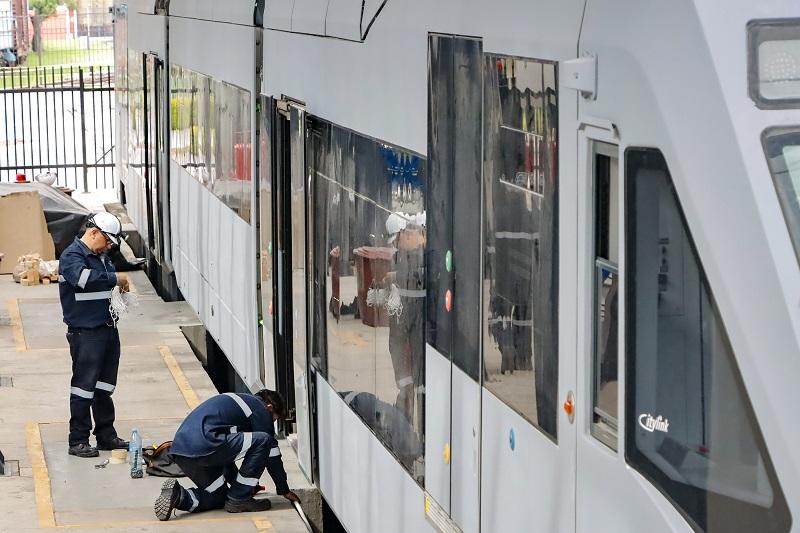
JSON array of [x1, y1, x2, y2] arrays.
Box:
[[0, 270, 314, 533]]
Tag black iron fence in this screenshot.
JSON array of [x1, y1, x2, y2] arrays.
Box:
[[0, 65, 115, 191]]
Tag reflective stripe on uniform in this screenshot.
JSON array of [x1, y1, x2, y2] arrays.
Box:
[[188, 489, 199, 511], [397, 376, 413, 387], [236, 432, 253, 461], [230, 426, 238, 434], [77, 269, 91, 289], [70, 386, 94, 399], [74, 290, 112, 301], [495, 231, 538, 240], [58, 275, 66, 283], [224, 393, 252, 417], [269, 446, 281, 458], [95, 381, 115, 393], [343, 391, 359, 405], [397, 288, 426, 298], [236, 473, 259, 487], [205, 475, 225, 493]]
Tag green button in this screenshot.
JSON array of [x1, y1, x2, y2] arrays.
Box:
[[445, 250, 452, 272], [268, 241, 273, 256]]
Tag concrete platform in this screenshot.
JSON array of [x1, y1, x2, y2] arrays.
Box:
[[0, 270, 313, 532]]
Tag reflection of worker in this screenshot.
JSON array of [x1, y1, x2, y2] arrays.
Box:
[[154, 390, 300, 521], [384, 212, 426, 420], [340, 390, 422, 470], [59, 212, 130, 458]]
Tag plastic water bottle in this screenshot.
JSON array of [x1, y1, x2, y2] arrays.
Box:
[[129, 428, 143, 479]]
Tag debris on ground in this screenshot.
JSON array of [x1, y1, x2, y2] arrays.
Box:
[[12, 254, 59, 286]]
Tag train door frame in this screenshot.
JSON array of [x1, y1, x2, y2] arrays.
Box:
[[143, 53, 168, 274], [274, 96, 315, 481], [575, 121, 629, 530]]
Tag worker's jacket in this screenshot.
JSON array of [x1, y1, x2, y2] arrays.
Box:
[[59, 238, 117, 328], [171, 393, 289, 493]]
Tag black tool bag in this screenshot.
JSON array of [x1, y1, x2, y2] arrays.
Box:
[[142, 441, 185, 478]]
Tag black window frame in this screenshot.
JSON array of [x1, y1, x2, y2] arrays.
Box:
[[624, 147, 792, 533]]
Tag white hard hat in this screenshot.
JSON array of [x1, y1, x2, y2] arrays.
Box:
[[386, 212, 408, 243], [87, 212, 122, 246]]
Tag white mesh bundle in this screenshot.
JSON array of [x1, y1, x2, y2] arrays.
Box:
[[109, 286, 138, 324], [385, 284, 403, 318], [367, 284, 403, 321]]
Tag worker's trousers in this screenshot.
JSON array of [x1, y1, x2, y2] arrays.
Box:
[[67, 325, 120, 446], [172, 431, 272, 512]]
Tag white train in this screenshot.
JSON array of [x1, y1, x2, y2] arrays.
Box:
[[113, 1, 800, 531]]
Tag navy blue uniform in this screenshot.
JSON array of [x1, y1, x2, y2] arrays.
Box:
[[58, 237, 121, 447], [170, 393, 289, 512]]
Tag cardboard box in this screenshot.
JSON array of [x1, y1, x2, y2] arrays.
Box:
[[0, 191, 55, 274]]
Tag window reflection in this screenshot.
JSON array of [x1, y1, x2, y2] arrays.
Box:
[[127, 50, 144, 180], [627, 148, 791, 533], [168, 64, 252, 222], [483, 55, 559, 439], [310, 117, 426, 483]]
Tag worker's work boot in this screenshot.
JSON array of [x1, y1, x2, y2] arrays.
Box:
[[96, 436, 129, 450], [224, 497, 272, 513], [68, 442, 99, 458], [154, 479, 183, 521]]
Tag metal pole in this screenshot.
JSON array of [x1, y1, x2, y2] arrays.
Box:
[[79, 66, 88, 192]]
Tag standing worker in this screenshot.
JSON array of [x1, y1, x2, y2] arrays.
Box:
[[153, 389, 301, 521], [59, 212, 130, 458]]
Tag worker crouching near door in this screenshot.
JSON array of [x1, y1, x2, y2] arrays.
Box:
[[153, 390, 301, 521]]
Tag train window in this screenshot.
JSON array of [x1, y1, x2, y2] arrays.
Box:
[[426, 34, 482, 380], [310, 116, 426, 484], [211, 80, 252, 222], [626, 148, 791, 533], [591, 142, 619, 450], [483, 54, 559, 440], [168, 64, 252, 222], [127, 50, 145, 181], [762, 127, 800, 267]]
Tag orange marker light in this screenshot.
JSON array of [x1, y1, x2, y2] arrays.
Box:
[[563, 398, 574, 416], [445, 290, 453, 312]]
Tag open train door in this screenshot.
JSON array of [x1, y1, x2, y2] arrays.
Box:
[[272, 96, 314, 481], [143, 52, 171, 290]]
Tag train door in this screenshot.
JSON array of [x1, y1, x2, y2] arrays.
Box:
[[478, 53, 576, 532], [274, 97, 314, 480], [425, 34, 484, 533], [144, 53, 168, 272]]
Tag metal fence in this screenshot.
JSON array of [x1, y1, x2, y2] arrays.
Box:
[[0, 11, 113, 67], [0, 65, 115, 191]]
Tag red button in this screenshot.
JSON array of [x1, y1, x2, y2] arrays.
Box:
[[445, 290, 453, 312]]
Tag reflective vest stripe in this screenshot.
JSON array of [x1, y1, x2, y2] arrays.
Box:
[[74, 290, 112, 301], [224, 393, 252, 417]]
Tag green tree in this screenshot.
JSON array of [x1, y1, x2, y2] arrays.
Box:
[[29, 0, 59, 16]]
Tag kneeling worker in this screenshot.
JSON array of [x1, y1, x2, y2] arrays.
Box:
[[154, 390, 301, 521]]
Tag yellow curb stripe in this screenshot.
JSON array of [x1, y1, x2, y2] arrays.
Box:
[[159, 345, 201, 409], [26, 421, 56, 528], [56, 517, 257, 529], [8, 298, 27, 351], [253, 517, 274, 532]]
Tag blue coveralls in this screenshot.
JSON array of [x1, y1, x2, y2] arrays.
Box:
[[170, 393, 289, 511], [58, 237, 121, 447]]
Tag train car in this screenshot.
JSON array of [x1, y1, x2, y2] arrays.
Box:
[[113, 0, 800, 532]]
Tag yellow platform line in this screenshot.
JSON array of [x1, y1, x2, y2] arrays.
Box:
[[26, 421, 56, 528], [8, 298, 27, 351], [159, 345, 201, 410], [253, 517, 274, 531], [56, 516, 260, 529]]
